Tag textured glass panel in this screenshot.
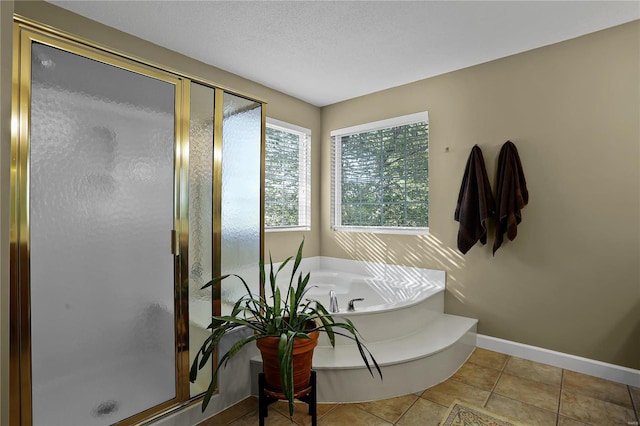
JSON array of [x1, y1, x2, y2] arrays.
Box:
[[29, 43, 175, 426], [188, 82, 214, 397], [221, 93, 261, 315]]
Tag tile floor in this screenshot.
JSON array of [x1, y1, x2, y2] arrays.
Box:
[[199, 348, 640, 426]]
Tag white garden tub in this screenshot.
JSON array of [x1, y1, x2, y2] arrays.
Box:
[[272, 257, 446, 344], [253, 256, 477, 403]]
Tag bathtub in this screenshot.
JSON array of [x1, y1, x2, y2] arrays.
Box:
[[305, 271, 442, 314], [254, 256, 477, 403], [271, 257, 447, 344]]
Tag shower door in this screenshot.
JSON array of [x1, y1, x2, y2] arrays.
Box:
[[13, 30, 184, 426], [12, 20, 265, 426]]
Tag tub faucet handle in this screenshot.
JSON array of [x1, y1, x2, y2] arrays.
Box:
[[347, 298, 365, 311]]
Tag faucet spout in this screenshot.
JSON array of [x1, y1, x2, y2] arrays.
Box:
[[329, 290, 339, 313]]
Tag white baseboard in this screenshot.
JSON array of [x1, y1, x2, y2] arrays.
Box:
[[476, 334, 640, 387]]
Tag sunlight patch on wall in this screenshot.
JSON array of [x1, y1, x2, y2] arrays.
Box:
[[334, 231, 470, 305], [413, 233, 465, 271], [334, 231, 465, 270], [334, 232, 390, 264]]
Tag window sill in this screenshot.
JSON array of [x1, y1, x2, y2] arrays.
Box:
[[332, 226, 429, 235], [265, 226, 311, 233]]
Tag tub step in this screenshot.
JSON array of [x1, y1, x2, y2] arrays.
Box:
[[250, 314, 477, 403], [313, 314, 476, 369]]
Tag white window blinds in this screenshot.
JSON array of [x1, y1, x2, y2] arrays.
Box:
[[331, 112, 429, 234], [265, 118, 311, 231]]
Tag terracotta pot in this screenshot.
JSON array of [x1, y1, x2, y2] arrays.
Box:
[[256, 329, 319, 393]]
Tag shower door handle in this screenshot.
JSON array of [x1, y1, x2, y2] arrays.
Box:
[[171, 229, 178, 256]]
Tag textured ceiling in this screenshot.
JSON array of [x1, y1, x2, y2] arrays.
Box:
[[49, 1, 639, 107]]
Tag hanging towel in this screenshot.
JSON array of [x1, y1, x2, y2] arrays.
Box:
[[455, 145, 495, 254], [493, 141, 529, 254]]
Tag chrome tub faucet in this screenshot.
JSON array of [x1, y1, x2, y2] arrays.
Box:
[[329, 290, 339, 313]]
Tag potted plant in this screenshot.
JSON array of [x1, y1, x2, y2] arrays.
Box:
[[190, 240, 381, 417]]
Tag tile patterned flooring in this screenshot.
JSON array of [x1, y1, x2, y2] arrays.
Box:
[[199, 348, 640, 425]]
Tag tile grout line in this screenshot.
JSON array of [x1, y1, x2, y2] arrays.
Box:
[[295, 401, 341, 425], [218, 397, 257, 426], [302, 402, 346, 426], [561, 373, 638, 425], [487, 354, 564, 422], [482, 354, 508, 408], [555, 368, 564, 426], [392, 395, 422, 425], [628, 385, 640, 424], [243, 399, 336, 426], [321, 402, 340, 421], [350, 403, 394, 425], [489, 392, 561, 421]]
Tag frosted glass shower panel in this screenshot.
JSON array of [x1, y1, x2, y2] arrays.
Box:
[[29, 43, 176, 425], [188, 82, 215, 397], [221, 93, 262, 314]]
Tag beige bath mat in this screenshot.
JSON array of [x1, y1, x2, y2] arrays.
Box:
[[440, 399, 526, 426]]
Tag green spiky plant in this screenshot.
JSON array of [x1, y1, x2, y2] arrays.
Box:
[[189, 239, 381, 418]]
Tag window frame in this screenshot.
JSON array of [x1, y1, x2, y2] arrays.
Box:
[[331, 112, 429, 235], [264, 118, 311, 232]]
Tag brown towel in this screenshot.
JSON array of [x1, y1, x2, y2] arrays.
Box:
[[455, 145, 495, 254], [493, 141, 529, 254]]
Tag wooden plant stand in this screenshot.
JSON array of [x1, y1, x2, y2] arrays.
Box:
[[258, 370, 317, 426]]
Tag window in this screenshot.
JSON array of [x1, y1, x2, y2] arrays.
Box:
[[331, 112, 429, 234], [265, 118, 311, 231]]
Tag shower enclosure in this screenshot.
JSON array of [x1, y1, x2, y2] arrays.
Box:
[[10, 20, 264, 426]]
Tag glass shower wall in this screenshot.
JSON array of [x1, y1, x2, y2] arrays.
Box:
[[28, 43, 177, 425], [188, 82, 215, 397], [220, 93, 262, 314], [14, 22, 265, 425], [187, 88, 263, 396]]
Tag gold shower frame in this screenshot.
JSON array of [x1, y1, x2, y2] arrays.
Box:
[[10, 16, 266, 426]]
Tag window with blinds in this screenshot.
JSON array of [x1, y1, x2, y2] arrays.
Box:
[[265, 118, 311, 231], [331, 112, 429, 234]]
